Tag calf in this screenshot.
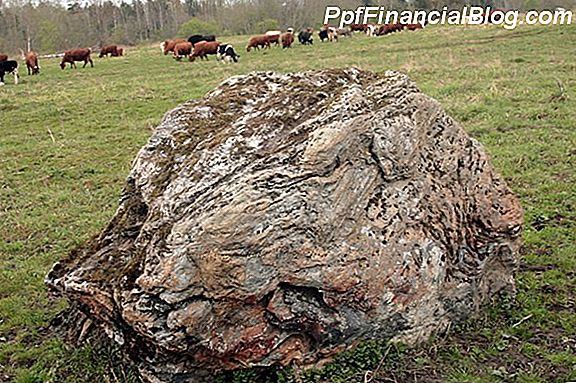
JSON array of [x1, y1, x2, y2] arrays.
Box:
[[246, 35, 270, 52], [298, 29, 313, 45], [190, 41, 220, 61], [25, 51, 40, 75], [0, 60, 19, 86], [173, 41, 193, 60], [0, 54, 7, 62], [188, 34, 216, 47], [60, 48, 93, 69], [216, 44, 240, 63], [280, 32, 294, 48], [161, 39, 187, 55]]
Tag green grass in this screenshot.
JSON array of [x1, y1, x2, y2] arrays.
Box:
[[1, 24, 575, 382]]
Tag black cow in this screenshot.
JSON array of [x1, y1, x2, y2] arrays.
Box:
[[0, 60, 19, 86], [216, 44, 240, 63], [298, 29, 313, 45], [188, 34, 216, 47]]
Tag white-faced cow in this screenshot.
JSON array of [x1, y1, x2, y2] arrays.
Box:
[[25, 51, 40, 75], [161, 39, 187, 55], [280, 32, 294, 48]]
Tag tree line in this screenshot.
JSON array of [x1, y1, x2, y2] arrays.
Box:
[[0, 0, 572, 55]]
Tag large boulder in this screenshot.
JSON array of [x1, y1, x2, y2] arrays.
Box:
[[47, 68, 523, 382]]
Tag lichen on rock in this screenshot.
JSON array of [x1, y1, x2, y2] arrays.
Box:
[[46, 68, 523, 382]]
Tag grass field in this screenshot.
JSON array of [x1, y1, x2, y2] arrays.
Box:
[[1, 24, 575, 383]]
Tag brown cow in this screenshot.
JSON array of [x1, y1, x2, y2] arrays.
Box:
[[99, 45, 122, 57], [117, 47, 124, 56], [405, 23, 424, 31], [60, 48, 93, 69], [376, 23, 404, 36], [0, 54, 7, 62], [280, 32, 294, 49], [161, 39, 187, 55], [190, 41, 220, 62], [336, 27, 352, 38], [265, 31, 281, 46], [246, 35, 270, 52], [352, 24, 370, 32], [173, 41, 193, 60], [25, 51, 40, 75]]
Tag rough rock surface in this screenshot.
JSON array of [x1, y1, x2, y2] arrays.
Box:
[[47, 68, 523, 382]]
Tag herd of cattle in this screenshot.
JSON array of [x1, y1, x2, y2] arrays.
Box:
[[161, 22, 424, 62], [0, 21, 424, 86]]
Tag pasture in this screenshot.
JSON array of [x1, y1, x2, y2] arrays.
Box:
[[1, 24, 575, 383]]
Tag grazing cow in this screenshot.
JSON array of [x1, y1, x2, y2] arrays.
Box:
[[99, 45, 122, 57], [366, 24, 376, 36], [265, 30, 281, 46], [0, 54, 7, 62], [190, 41, 220, 61], [0, 60, 19, 86], [25, 51, 40, 75], [161, 39, 187, 55], [246, 35, 270, 52], [188, 34, 216, 47], [298, 29, 313, 45], [173, 41, 193, 60], [280, 32, 294, 49], [350, 24, 368, 32], [60, 48, 93, 69], [319, 27, 337, 42], [376, 23, 404, 36], [99, 45, 116, 57], [405, 23, 424, 31], [216, 44, 240, 63], [265, 31, 281, 46], [336, 27, 352, 38]]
